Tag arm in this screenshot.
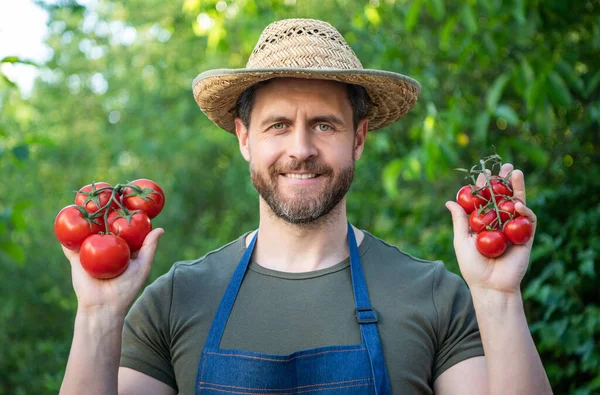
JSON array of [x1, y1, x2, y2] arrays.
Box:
[[439, 164, 553, 395], [59, 228, 174, 395]]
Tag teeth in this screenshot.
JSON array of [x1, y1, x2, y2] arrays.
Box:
[[284, 173, 317, 179]]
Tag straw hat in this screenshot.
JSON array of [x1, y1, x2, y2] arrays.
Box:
[[193, 18, 421, 134]]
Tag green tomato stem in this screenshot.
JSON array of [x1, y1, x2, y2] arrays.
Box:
[[480, 159, 503, 228]]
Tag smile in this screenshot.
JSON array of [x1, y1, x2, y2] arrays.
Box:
[[282, 173, 318, 179]]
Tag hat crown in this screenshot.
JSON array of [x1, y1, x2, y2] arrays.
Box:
[[247, 19, 363, 70]]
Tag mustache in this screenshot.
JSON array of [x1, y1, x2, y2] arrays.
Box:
[[270, 159, 333, 175]]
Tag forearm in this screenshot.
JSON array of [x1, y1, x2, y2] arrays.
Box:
[[471, 288, 552, 395], [60, 308, 125, 395]]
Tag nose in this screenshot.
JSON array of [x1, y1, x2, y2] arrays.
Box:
[[287, 124, 318, 161]]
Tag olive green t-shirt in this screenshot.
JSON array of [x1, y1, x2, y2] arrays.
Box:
[[120, 231, 484, 394]]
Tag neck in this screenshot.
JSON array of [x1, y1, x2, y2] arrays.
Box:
[[246, 198, 364, 273]]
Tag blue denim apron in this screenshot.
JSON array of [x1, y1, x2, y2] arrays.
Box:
[[195, 223, 392, 394]]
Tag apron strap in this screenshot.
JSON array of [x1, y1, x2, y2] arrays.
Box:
[[203, 232, 258, 349], [347, 222, 392, 394]]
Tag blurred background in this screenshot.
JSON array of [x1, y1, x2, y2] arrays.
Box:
[[0, 0, 598, 393]]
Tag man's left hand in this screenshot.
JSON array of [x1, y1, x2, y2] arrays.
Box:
[[445, 163, 537, 295]]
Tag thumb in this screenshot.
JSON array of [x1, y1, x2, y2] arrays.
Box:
[[134, 228, 164, 264], [445, 201, 469, 242]]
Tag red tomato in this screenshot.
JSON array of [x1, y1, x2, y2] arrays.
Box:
[[469, 208, 499, 233], [503, 216, 533, 245], [121, 179, 165, 219], [476, 230, 508, 258], [79, 234, 130, 279], [75, 182, 118, 215], [54, 205, 104, 251], [497, 198, 523, 224], [456, 185, 488, 214], [107, 210, 152, 252], [481, 176, 513, 200]]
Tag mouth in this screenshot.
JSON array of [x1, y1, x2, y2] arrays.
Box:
[[281, 173, 320, 179]]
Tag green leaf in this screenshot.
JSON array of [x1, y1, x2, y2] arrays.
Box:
[[474, 112, 490, 144], [440, 143, 458, 165], [426, 0, 445, 20], [520, 58, 535, 85], [486, 73, 511, 112], [23, 135, 57, 147], [439, 17, 458, 52], [364, 5, 381, 26], [1, 73, 17, 88], [11, 145, 30, 161], [534, 103, 556, 135], [507, 137, 549, 167], [548, 72, 573, 108], [405, 0, 422, 33], [11, 201, 33, 231], [460, 4, 477, 34], [556, 60, 584, 94], [423, 141, 439, 180], [584, 71, 600, 99], [0, 56, 38, 66], [1, 56, 20, 63], [382, 158, 403, 198], [495, 104, 520, 126], [0, 242, 25, 263], [512, 0, 526, 24], [526, 77, 547, 111], [483, 33, 498, 57]]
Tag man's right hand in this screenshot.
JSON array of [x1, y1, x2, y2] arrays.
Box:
[[60, 228, 167, 395], [62, 228, 165, 317]]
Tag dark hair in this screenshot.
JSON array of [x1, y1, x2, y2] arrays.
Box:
[[235, 79, 369, 131]]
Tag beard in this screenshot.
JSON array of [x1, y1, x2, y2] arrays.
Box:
[[250, 158, 355, 225]]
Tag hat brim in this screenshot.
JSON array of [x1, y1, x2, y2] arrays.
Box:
[[193, 68, 421, 134]]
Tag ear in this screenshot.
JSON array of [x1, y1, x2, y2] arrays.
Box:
[[235, 118, 251, 162], [353, 117, 369, 161]]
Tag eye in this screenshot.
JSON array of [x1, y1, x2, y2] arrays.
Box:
[[316, 124, 331, 132], [272, 123, 285, 130]]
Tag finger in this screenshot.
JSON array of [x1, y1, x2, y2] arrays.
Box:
[[499, 163, 514, 178], [514, 201, 537, 248], [61, 244, 78, 261], [476, 169, 491, 188], [510, 169, 526, 205], [134, 228, 165, 264], [445, 201, 470, 242], [515, 201, 536, 228]]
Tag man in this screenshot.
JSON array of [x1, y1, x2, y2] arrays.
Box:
[[60, 19, 552, 394]]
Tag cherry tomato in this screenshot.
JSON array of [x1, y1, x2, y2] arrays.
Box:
[[121, 179, 165, 219], [503, 216, 533, 245], [54, 205, 104, 251], [75, 182, 118, 215], [481, 176, 513, 200], [107, 210, 152, 252], [469, 208, 499, 233], [456, 185, 488, 214], [497, 198, 523, 224], [476, 230, 507, 258], [79, 234, 130, 279]]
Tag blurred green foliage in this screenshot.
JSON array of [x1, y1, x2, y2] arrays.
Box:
[[0, 0, 598, 393]]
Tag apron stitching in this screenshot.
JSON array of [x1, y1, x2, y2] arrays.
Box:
[[205, 347, 366, 362], [198, 381, 373, 394], [199, 352, 209, 387], [198, 377, 373, 391]]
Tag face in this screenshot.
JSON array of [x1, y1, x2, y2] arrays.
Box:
[[235, 78, 368, 224]]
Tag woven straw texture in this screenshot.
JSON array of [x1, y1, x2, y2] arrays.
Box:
[[193, 18, 421, 134]]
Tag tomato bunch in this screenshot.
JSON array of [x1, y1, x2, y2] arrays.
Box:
[[455, 170, 533, 259], [54, 179, 165, 279]]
